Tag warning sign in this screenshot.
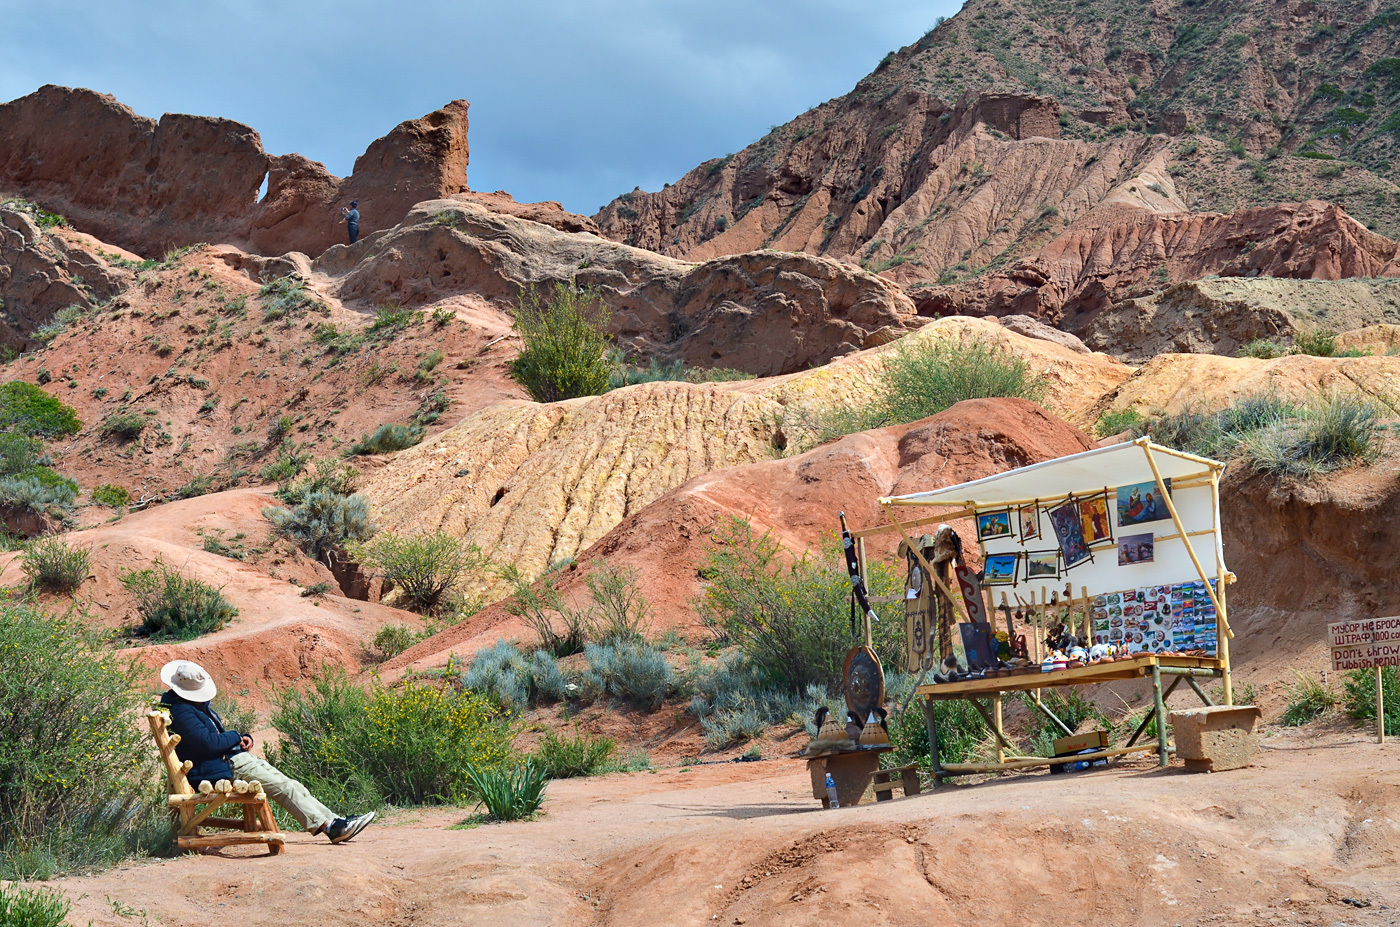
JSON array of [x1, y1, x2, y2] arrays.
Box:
[[1329, 617, 1400, 670]]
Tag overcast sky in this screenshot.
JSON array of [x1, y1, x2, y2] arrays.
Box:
[[0, 1, 962, 215]]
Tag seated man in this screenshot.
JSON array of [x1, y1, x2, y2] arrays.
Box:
[[159, 659, 375, 845]]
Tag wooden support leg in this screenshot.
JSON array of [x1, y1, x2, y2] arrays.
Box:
[[922, 697, 943, 782], [968, 697, 1021, 759], [1378, 666, 1386, 745], [1127, 675, 1183, 747], [243, 804, 256, 832], [1152, 664, 1170, 768], [1185, 675, 1216, 707], [993, 695, 1005, 764]]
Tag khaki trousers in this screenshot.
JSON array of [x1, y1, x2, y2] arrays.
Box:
[[229, 752, 336, 833]]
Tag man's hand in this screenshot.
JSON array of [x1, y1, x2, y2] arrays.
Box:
[[239, 735, 253, 750]]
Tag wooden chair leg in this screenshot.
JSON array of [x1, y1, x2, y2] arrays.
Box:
[[243, 804, 256, 833]]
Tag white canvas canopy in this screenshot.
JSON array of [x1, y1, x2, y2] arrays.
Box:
[[879, 440, 1221, 509], [874, 437, 1234, 643]]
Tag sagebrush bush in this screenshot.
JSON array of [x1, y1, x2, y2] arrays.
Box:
[[533, 729, 617, 778], [0, 603, 166, 878], [1292, 328, 1338, 357], [1281, 672, 1338, 725], [466, 761, 547, 821], [461, 641, 568, 713], [121, 559, 238, 640], [0, 381, 81, 437], [696, 517, 904, 694], [580, 641, 677, 709], [354, 531, 486, 613], [259, 275, 324, 321], [275, 458, 358, 505], [874, 334, 1047, 425], [99, 412, 147, 441], [20, 537, 89, 592], [0, 883, 70, 927], [350, 423, 425, 455], [269, 672, 515, 808], [509, 283, 613, 403], [1238, 339, 1289, 359], [0, 473, 78, 516], [1239, 393, 1384, 477], [689, 653, 828, 748], [264, 490, 376, 564]]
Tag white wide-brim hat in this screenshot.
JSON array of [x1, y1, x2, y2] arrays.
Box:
[[160, 659, 217, 702]]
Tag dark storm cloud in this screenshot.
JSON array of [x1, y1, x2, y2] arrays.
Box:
[[0, 1, 961, 214]]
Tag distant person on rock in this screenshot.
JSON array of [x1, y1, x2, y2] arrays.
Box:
[[340, 200, 360, 244], [158, 659, 375, 844]]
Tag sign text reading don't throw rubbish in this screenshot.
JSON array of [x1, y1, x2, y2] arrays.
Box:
[[1329, 616, 1400, 671]]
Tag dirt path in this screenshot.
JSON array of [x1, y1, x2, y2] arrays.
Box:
[[54, 727, 1399, 927]]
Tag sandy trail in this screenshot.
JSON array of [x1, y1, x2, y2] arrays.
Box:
[[54, 727, 1399, 927]]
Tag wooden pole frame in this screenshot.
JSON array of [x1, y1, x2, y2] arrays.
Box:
[[1141, 441, 1228, 623]]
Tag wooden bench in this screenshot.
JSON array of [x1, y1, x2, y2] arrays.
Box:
[[872, 764, 922, 801], [148, 709, 283, 855]]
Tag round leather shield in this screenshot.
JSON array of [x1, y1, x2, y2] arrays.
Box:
[[842, 645, 885, 721]]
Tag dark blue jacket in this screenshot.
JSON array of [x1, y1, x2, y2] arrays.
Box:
[[161, 690, 244, 787]]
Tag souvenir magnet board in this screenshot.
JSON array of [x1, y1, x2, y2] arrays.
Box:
[[842, 645, 885, 721]]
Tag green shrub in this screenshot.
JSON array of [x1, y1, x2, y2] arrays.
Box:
[[688, 653, 828, 748], [0, 382, 81, 437], [264, 490, 376, 564], [1342, 666, 1400, 735], [274, 458, 358, 505], [874, 334, 1047, 426], [0, 603, 165, 879], [0, 883, 70, 927], [580, 641, 677, 709], [350, 423, 425, 455], [1292, 328, 1338, 357], [499, 566, 592, 657], [1238, 339, 1289, 359], [533, 730, 617, 778], [259, 275, 323, 321], [268, 672, 516, 808], [509, 283, 613, 403], [466, 761, 547, 821], [0, 472, 78, 517], [1094, 407, 1145, 437], [887, 697, 987, 768], [368, 303, 421, 334], [353, 531, 486, 613], [696, 517, 904, 694], [173, 475, 215, 499], [98, 414, 146, 442], [367, 624, 419, 663], [1239, 393, 1384, 477], [20, 537, 89, 592], [1281, 672, 1338, 725], [585, 564, 650, 643], [91, 483, 131, 507], [1137, 393, 1300, 459], [121, 559, 238, 640], [607, 350, 687, 389], [460, 641, 569, 713]]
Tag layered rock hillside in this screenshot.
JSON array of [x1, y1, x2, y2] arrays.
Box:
[[0, 85, 472, 257], [595, 0, 1400, 350]]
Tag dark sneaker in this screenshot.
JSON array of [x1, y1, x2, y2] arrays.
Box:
[[326, 811, 376, 844]]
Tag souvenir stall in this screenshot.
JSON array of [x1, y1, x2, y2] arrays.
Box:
[[847, 437, 1236, 779]]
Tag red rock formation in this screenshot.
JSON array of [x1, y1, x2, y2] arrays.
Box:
[[0, 85, 472, 259], [917, 200, 1400, 334]]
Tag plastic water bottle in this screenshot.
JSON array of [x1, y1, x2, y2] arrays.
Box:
[[824, 772, 840, 809]]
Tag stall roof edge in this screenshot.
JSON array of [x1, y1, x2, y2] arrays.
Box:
[[880, 440, 1223, 508]]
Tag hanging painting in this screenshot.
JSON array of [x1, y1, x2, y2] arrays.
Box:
[[976, 509, 1014, 541], [1079, 492, 1114, 546], [1049, 498, 1092, 569], [1024, 549, 1061, 580], [982, 552, 1019, 585], [1018, 503, 1040, 541], [1118, 532, 1154, 565], [1116, 478, 1170, 527]]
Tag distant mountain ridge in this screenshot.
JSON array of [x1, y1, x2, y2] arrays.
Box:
[[594, 0, 1400, 329]]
